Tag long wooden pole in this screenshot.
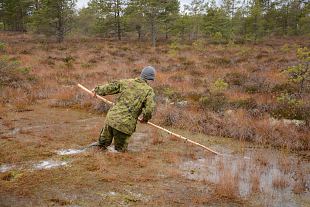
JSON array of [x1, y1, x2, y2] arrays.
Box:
[[77, 83, 223, 156]]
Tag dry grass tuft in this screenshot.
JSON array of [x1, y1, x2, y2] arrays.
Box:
[[293, 180, 307, 194], [255, 152, 270, 167], [272, 175, 289, 189], [2, 119, 14, 129], [163, 152, 179, 164], [292, 170, 307, 194], [168, 135, 179, 142], [250, 168, 261, 194], [212, 167, 240, 200], [278, 156, 292, 174], [49, 88, 77, 107], [184, 151, 198, 160], [0, 104, 6, 115], [151, 134, 164, 145]]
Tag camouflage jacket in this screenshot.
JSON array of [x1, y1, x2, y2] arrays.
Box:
[[94, 78, 156, 135]]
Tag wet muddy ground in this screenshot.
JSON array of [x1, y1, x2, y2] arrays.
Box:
[[1, 102, 309, 206]]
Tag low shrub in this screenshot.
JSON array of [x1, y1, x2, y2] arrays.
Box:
[[179, 57, 196, 70], [209, 56, 231, 66], [271, 82, 297, 94], [230, 98, 257, 110], [159, 107, 186, 128], [270, 93, 310, 122], [224, 72, 247, 86], [148, 56, 160, 64], [155, 85, 183, 102], [199, 93, 228, 112], [49, 89, 79, 107], [0, 56, 34, 88], [222, 109, 309, 149], [186, 91, 201, 102], [244, 84, 261, 93], [243, 76, 268, 93], [222, 110, 256, 141], [168, 74, 184, 82]]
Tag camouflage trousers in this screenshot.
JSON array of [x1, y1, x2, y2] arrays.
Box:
[[98, 124, 131, 152]]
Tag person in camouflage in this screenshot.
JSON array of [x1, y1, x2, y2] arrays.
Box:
[[92, 66, 156, 152]]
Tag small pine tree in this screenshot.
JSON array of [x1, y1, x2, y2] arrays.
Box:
[[285, 47, 310, 95]]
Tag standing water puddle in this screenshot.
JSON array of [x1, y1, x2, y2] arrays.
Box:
[[56, 149, 87, 155], [33, 160, 68, 170], [0, 160, 69, 172], [0, 144, 122, 173], [180, 150, 310, 207], [0, 164, 16, 173]]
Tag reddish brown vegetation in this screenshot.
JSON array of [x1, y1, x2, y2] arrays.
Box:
[[273, 175, 289, 189], [1, 33, 309, 150]]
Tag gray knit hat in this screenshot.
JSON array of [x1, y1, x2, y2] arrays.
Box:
[[141, 66, 156, 81]]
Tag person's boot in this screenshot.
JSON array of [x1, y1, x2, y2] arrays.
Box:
[[98, 145, 108, 151]]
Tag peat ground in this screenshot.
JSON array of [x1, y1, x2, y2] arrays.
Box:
[[0, 101, 309, 206]]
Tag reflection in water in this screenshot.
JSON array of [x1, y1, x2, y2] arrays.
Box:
[[180, 150, 310, 207]]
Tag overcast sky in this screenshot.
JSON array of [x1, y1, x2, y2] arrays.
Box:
[[76, 0, 193, 9]]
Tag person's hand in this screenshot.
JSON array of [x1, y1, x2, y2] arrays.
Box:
[[139, 117, 148, 124], [91, 88, 97, 98]]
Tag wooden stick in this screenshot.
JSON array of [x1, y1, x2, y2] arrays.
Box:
[[77, 84, 114, 106], [77, 83, 223, 156]]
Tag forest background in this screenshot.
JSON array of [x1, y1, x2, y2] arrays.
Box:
[[0, 0, 309, 46]]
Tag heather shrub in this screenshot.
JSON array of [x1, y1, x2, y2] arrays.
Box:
[[155, 85, 183, 102], [187, 91, 201, 102], [271, 82, 297, 94], [222, 109, 309, 149], [271, 93, 310, 121], [224, 72, 247, 86], [168, 74, 184, 82], [49, 89, 80, 107], [195, 112, 225, 135], [158, 106, 186, 128], [179, 57, 196, 70], [230, 98, 257, 110], [222, 110, 256, 141], [209, 56, 231, 66], [243, 76, 268, 93], [200, 93, 228, 112], [0, 56, 34, 87]]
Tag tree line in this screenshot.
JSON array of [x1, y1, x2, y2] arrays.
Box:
[[0, 0, 309, 45]]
